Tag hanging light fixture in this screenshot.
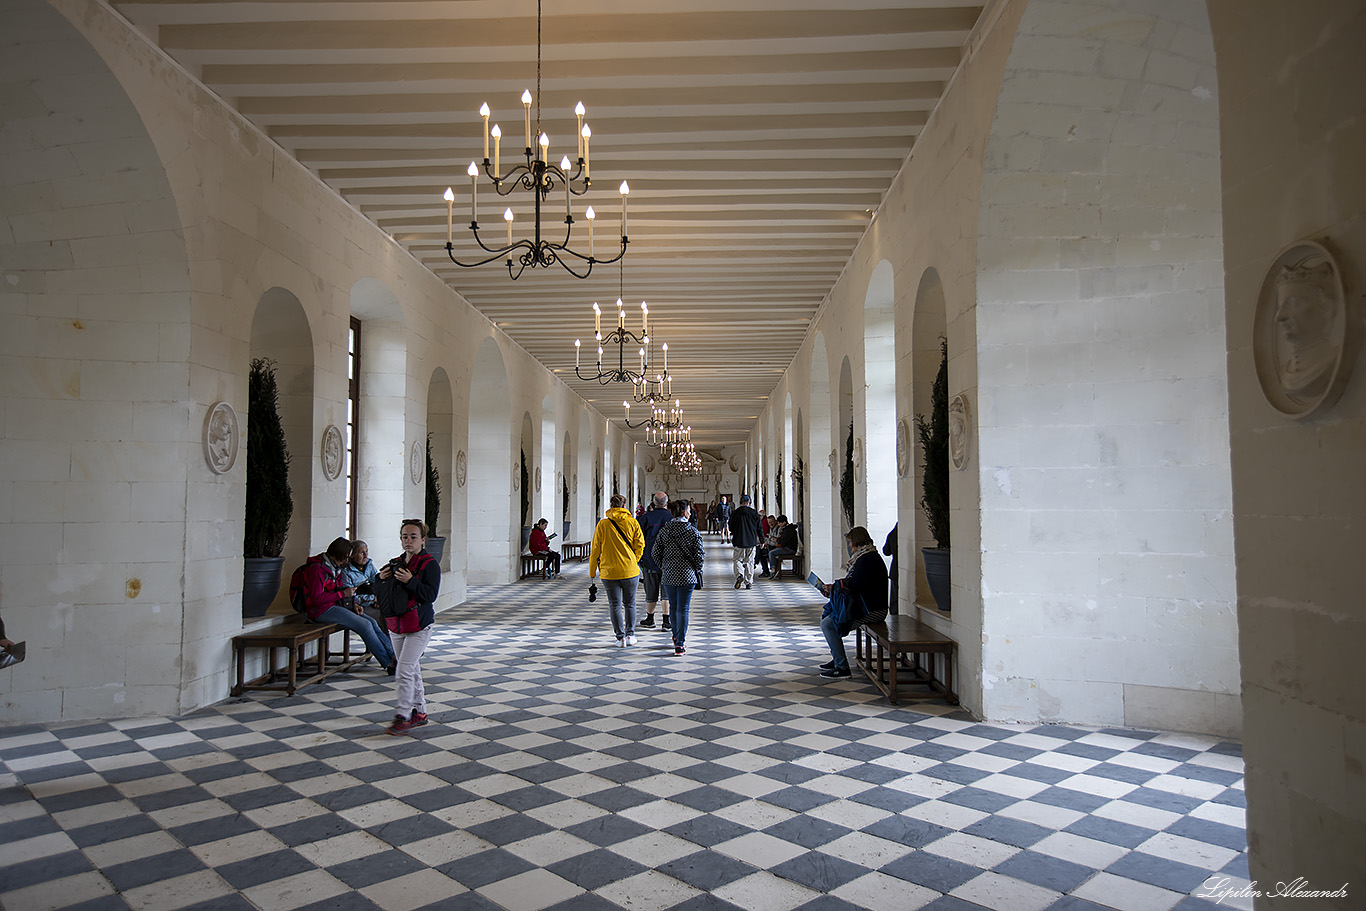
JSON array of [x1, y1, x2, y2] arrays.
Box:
[[623, 397, 685, 439], [574, 259, 666, 391], [442, 0, 628, 279]]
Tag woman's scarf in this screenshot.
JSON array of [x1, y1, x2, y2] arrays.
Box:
[[845, 542, 878, 572]]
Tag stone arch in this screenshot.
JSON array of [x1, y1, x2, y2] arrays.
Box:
[[864, 260, 897, 541], [426, 368, 453, 568], [577, 410, 594, 531], [809, 333, 836, 580], [561, 429, 573, 539], [911, 269, 948, 609], [974, 0, 1235, 731], [250, 288, 315, 610], [539, 395, 556, 524], [782, 393, 794, 518], [519, 412, 534, 545], [466, 338, 512, 583]]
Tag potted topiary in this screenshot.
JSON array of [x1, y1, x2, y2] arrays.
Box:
[[916, 337, 951, 611], [562, 475, 570, 542], [424, 434, 446, 568], [840, 424, 855, 528], [243, 358, 293, 618], [520, 448, 531, 549]]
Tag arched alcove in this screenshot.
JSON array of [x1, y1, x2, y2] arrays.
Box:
[[976, 0, 1235, 732], [250, 287, 315, 612], [864, 260, 897, 541], [519, 412, 534, 547], [577, 411, 594, 533], [794, 408, 805, 540], [539, 396, 556, 525], [561, 430, 573, 540], [467, 338, 512, 583], [782, 393, 793, 519], [809, 333, 835, 580], [426, 368, 453, 568]]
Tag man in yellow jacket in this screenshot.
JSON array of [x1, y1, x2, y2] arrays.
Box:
[[589, 494, 646, 646]]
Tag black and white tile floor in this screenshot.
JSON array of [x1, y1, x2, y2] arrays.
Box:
[[0, 538, 1251, 911]]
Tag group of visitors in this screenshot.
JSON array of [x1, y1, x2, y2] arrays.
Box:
[[298, 519, 440, 735]]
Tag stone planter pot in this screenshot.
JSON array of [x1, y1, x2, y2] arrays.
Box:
[[243, 556, 285, 619], [922, 547, 951, 612], [426, 536, 446, 569]]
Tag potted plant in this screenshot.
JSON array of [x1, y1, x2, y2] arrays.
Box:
[[916, 337, 951, 611], [424, 434, 446, 568], [520, 448, 531, 548], [562, 475, 570, 541], [243, 358, 292, 618]]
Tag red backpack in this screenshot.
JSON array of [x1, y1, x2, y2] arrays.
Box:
[[287, 560, 317, 613]]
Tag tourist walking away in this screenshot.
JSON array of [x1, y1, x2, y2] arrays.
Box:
[[816, 526, 889, 678], [381, 519, 441, 733], [717, 495, 732, 542], [299, 536, 397, 676], [342, 540, 380, 619], [883, 524, 899, 615], [637, 491, 671, 629], [729, 494, 763, 588], [652, 499, 704, 655], [589, 494, 645, 646], [529, 518, 561, 577]]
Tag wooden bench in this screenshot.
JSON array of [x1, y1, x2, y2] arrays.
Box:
[[854, 615, 958, 705], [562, 541, 590, 562], [520, 551, 550, 579], [231, 619, 369, 697], [772, 552, 805, 580]]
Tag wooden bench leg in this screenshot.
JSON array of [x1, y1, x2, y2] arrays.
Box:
[[232, 642, 245, 696]]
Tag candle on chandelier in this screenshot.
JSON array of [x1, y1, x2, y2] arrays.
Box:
[[639, 347, 645, 372], [619, 181, 629, 236], [539, 132, 549, 164], [581, 125, 591, 179], [597, 345, 602, 368], [585, 206, 595, 258], [623, 401, 630, 417], [575, 102, 585, 158], [617, 303, 624, 330], [467, 162, 478, 220], [575, 338, 581, 369], [504, 208, 513, 246], [593, 302, 600, 337], [641, 302, 648, 337], [521, 90, 532, 149], [442, 187, 454, 243], [561, 156, 572, 213], [480, 103, 490, 160], [662, 342, 668, 371]]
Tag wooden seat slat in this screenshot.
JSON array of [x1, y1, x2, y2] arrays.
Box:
[[854, 615, 958, 705], [231, 619, 369, 697]]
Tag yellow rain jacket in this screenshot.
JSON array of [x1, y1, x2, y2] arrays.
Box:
[[589, 507, 645, 580]]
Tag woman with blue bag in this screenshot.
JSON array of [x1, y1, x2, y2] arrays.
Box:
[[817, 526, 888, 679]]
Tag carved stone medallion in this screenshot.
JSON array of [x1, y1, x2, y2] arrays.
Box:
[[455, 450, 467, 488], [535, 466, 542, 492], [203, 402, 239, 474], [512, 463, 520, 490], [853, 437, 863, 482], [895, 418, 910, 478], [729, 454, 739, 471], [1253, 239, 1350, 418], [321, 424, 343, 481], [645, 457, 656, 473], [949, 393, 971, 470], [409, 440, 422, 485]]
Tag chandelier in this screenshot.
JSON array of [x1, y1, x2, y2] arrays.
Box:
[[441, 0, 628, 280], [622, 397, 685, 440], [574, 262, 668, 393]]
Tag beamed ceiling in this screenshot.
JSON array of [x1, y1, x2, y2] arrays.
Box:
[[110, 0, 991, 452]]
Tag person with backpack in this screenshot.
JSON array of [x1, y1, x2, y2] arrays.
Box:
[[295, 537, 396, 676], [589, 494, 645, 647], [379, 519, 441, 734], [636, 491, 671, 630], [651, 499, 704, 655]]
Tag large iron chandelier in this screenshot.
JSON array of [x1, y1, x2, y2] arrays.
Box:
[[622, 397, 686, 440], [441, 0, 628, 280]]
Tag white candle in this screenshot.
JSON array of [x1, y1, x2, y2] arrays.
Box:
[[641, 302, 648, 337], [582, 125, 591, 179], [619, 181, 629, 236], [467, 162, 478, 220], [575, 338, 580, 369], [539, 132, 549, 164], [575, 102, 585, 158], [480, 102, 490, 160], [442, 187, 454, 242], [504, 208, 513, 246], [491, 124, 501, 177], [593, 302, 600, 336], [662, 342, 668, 371], [561, 156, 571, 213], [521, 90, 532, 149], [585, 206, 595, 258], [597, 345, 602, 368], [639, 347, 645, 371]]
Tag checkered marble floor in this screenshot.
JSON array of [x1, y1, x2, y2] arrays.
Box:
[[0, 538, 1251, 911]]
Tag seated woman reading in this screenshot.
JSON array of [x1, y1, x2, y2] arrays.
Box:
[[816, 525, 888, 679], [529, 518, 561, 578]]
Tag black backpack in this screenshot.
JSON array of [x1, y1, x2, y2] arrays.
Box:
[[286, 561, 312, 613]]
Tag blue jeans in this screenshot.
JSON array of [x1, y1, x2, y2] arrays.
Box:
[[820, 612, 849, 671], [315, 605, 396, 667], [605, 577, 638, 639], [664, 583, 694, 646]]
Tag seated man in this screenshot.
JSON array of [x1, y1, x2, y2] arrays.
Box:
[[766, 515, 800, 576], [300, 536, 396, 675], [817, 526, 889, 678], [529, 518, 561, 577]]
